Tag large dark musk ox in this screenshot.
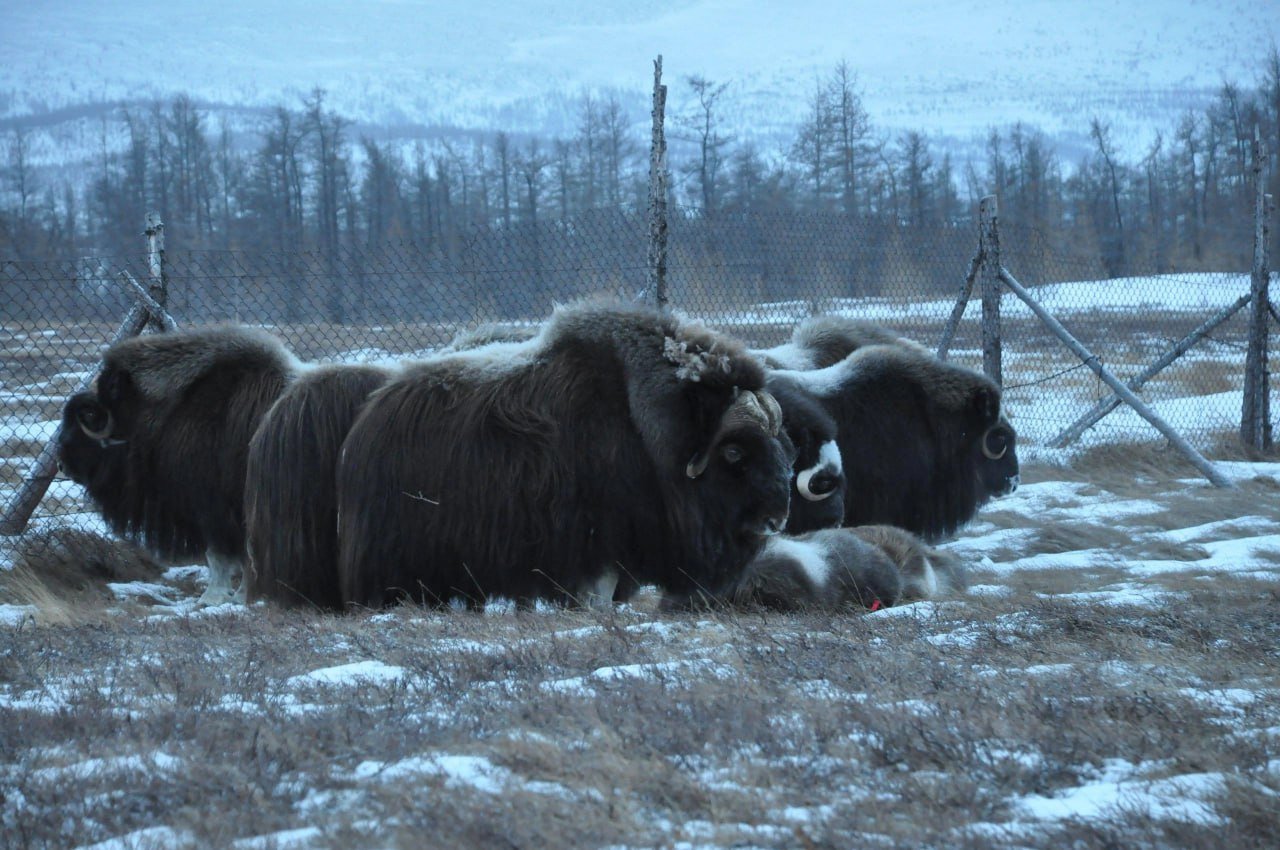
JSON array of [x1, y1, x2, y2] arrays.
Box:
[[334, 302, 795, 610], [56, 325, 301, 604], [243, 362, 396, 609], [769, 342, 1019, 540]]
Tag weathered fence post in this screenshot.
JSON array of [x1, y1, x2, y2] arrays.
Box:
[[1242, 128, 1273, 451], [647, 55, 669, 311], [144, 212, 168, 332], [978, 195, 1003, 385]]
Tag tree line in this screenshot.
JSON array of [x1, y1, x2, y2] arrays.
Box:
[[2, 53, 1278, 281]]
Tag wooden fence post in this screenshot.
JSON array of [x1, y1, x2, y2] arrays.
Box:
[[1242, 128, 1273, 451], [145, 212, 168, 332], [978, 195, 1003, 385], [647, 55, 669, 311]]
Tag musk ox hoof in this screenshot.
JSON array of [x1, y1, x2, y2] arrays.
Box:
[[197, 550, 245, 607]]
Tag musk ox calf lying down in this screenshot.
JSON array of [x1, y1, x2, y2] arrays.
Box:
[[768, 341, 1019, 539], [327, 302, 795, 610], [56, 325, 301, 604], [728, 524, 968, 611]]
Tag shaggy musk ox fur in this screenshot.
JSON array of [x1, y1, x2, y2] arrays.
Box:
[[335, 303, 795, 609], [244, 362, 395, 609], [728, 524, 967, 611], [56, 325, 299, 602], [769, 343, 1019, 540]]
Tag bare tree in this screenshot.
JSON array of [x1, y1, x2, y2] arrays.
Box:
[[679, 75, 732, 216]]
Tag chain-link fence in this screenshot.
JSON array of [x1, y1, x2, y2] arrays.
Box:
[[1, 206, 1274, 524]]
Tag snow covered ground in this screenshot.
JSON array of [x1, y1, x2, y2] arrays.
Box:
[[1, 451, 1278, 847], [2, 276, 1278, 846]]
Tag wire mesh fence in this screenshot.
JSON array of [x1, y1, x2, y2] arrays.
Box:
[[1, 206, 1274, 523]]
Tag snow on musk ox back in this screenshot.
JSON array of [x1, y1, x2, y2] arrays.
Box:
[[334, 302, 795, 609], [769, 341, 1019, 540], [56, 325, 301, 604]]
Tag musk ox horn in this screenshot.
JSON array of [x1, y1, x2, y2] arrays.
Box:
[[982, 426, 1008, 460], [796, 466, 836, 501], [685, 389, 784, 479], [76, 404, 114, 442]]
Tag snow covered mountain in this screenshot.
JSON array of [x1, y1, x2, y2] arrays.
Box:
[[2, 0, 1277, 169]]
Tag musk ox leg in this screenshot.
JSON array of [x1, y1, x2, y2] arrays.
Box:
[[197, 549, 244, 607], [577, 569, 619, 611]]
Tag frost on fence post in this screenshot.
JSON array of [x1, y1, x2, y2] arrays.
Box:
[[145, 212, 169, 333], [978, 195, 1003, 386], [1241, 127, 1273, 452], [647, 55, 669, 311]]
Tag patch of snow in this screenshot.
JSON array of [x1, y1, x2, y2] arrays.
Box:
[[0, 603, 37, 626], [541, 658, 736, 694], [286, 660, 409, 689], [74, 826, 194, 850]]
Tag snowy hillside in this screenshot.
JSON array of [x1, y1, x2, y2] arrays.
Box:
[[3, 0, 1278, 167]]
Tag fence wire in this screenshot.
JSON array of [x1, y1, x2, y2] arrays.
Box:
[[1, 207, 1274, 522]]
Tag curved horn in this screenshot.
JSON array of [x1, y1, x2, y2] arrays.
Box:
[[982, 427, 1008, 460], [752, 390, 783, 436], [796, 466, 836, 501], [77, 405, 114, 442]]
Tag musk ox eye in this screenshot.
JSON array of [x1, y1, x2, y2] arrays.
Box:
[[76, 403, 113, 440], [719, 443, 745, 465], [807, 472, 838, 496], [982, 429, 1009, 461]]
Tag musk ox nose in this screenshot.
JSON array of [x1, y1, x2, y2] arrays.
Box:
[[763, 516, 786, 536], [1005, 474, 1020, 494]]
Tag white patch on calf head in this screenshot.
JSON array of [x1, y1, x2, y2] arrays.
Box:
[[766, 536, 831, 588]]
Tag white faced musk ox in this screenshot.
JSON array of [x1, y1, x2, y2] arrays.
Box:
[[754, 315, 926, 371], [763, 378, 845, 532], [56, 325, 300, 604], [768, 343, 1019, 540], [244, 362, 396, 609], [334, 303, 795, 610], [728, 524, 967, 612]]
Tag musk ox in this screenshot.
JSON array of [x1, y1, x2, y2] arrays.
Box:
[[768, 343, 1019, 540], [56, 324, 300, 604], [728, 524, 967, 611], [763, 378, 845, 532], [244, 362, 396, 609], [334, 302, 795, 610]]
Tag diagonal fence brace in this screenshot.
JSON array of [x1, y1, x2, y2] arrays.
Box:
[[998, 267, 1233, 488], [1049, 293, 1253, 448]]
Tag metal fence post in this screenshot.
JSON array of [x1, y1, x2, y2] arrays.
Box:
[[1242, 128, 1273, 451], [647, 55, 669, 311], [978, 195, 1003, 385]]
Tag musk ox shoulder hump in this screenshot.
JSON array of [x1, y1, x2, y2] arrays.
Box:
[[541, 301, 764, 391], [793, 315, 922, 361], [837, 344, 1000, 412], [104, 324, 301, 402]]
